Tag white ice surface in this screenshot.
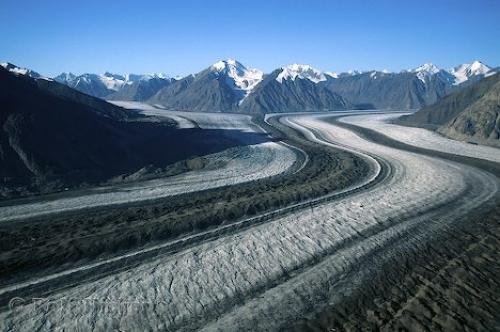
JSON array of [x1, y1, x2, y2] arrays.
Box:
[[2, 114, 498, 331], [149, 110, 258, 133], [340, 113, 500, 163], [110, 101, 259, 132], [109, 101, 196, 129]]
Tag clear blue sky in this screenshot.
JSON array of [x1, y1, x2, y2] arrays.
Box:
[[1, 0, 499, 77]]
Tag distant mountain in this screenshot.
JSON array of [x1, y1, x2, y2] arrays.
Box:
[[211, 59, 264, 101], [450, 60, 492, 85], [2, 63, 131, 120], [54, 59, 497, 113], [54, 72, 122, 98], [149, 60, 498, 113], [320, 61, 497, 110], [0, 64, 250, 198], [275, 63, 329, 83], [322, 65, 453, 110], [149, 59, 263, 112], [54, 72, 173, 101], [396, 72, 500, 147], [106, 75, 173, 101], [150, 61, 349, 113], [238, 64, 350, 113]]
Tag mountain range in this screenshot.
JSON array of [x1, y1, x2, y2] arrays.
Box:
[[53, 59, 497, 113], [54, 72, 174, 101]]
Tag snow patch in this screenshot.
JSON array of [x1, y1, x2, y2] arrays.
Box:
[[276, 64, 327, 83]]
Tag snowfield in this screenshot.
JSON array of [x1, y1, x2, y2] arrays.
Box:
[[2, 113, 497, 331]]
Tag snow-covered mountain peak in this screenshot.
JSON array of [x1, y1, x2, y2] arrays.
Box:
[[470, 60, 489, 72], [103, 72, 126, 80], [276, 64, 327, 83], [100, 72, 127, 91], [210, 59, 264, 98], [55, 71, 173, 94], [325, 71, 339, 79], [412, 63, 440, 74], [450, 60, 491, 85], [57, 72, 76, 81], [1, 62, 42, 79], [339, 70, 363, 77], [411, 63, 441, 82], [149, 73, 170, 80], [211, 59, 241, 71], [125, 73, 170, 82]]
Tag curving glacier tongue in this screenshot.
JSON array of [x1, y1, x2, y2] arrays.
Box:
[[2, 113, 497, 331]]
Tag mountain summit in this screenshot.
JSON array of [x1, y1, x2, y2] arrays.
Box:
[[276, 64, 327, 83], [450, 60, 491, 85], [209, 59, 263, 102], [149, 59, 259, 112], [410, 63, 442, 82]]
